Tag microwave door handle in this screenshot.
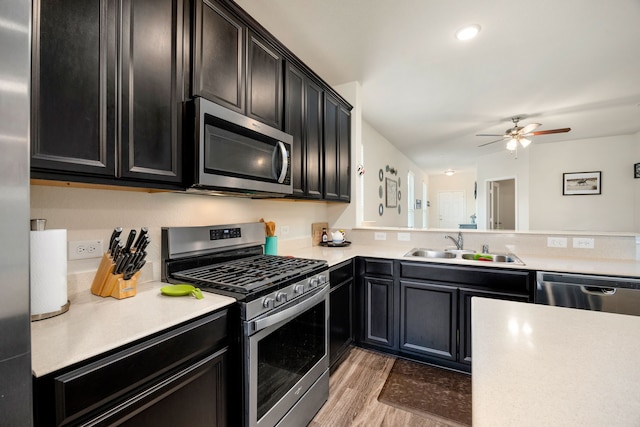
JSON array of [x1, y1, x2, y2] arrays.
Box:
[[275, 141, 288, 183]]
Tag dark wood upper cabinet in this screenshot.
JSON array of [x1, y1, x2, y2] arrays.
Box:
[[193, 0, 245, 113], [31, 0, 115, 177], [246, 31, 283, 129], [285, 63, 323, 199], [193, 2, 283, 129], [324, 92, 351, 202], [31, 0, 185, 187], [119, 0, 184, 182]]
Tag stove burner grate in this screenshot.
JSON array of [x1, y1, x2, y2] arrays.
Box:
[[172, 255, 325, 293]]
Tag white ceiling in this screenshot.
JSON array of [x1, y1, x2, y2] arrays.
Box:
[[235, 0, 640, 174]]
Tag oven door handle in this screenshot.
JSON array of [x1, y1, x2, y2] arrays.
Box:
[[252, 286, 328, 333]]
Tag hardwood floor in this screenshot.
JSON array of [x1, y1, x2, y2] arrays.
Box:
[[309, 347, 458, 427]]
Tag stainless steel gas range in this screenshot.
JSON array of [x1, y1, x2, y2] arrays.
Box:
[[161, 223, 329, 427]]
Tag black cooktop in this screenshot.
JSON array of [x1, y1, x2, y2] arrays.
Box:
[[171, 254, 327, 294]]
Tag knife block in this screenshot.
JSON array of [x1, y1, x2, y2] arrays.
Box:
[[108, 271, 140, 300], [90, 252, 139, 299], [90, 253, 115, 297]]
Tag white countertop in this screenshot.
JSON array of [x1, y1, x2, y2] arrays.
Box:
[[291, 243, 640, 278], [32, 242, 639, 377], [31, 281, 235, 377], [472, 298, 640, 426]]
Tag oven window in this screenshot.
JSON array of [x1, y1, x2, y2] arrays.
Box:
[[257, 300, 326, 420]]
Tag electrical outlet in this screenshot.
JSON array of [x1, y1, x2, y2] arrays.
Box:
[[280, 226, 290, 236], [547, 237, 567, 248], [68, 240, 104, 260], [397, 232, 410, 241], [573, 237, 595, 249], [374, 232, 387, 241]]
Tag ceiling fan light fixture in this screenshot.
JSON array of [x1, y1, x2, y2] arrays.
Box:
[[519, 137, 532, 148], [444, 169, 455, 176], [455, 24, 481, 41], [506, 138, 518, 151]]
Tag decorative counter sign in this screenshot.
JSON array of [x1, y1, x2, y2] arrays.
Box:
[[563, 171, 601, 195]]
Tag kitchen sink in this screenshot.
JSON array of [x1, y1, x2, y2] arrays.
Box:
[[461, 253, 523, 263], [404, 248, 456, 259], [405, 248, 525, 265]]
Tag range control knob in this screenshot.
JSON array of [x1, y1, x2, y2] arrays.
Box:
[[317, 274, 327, 284], [309, 277, 319, 288], [276, 292, 288, 303], [294, 284, 306, 294], [262, 297, 275, 309]]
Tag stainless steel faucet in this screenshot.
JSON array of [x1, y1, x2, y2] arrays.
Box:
[[445, 231, 463, 250]]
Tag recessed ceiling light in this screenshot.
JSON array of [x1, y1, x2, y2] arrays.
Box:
[[455, 24, 481, 41]]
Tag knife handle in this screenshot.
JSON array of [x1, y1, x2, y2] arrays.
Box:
[[123, 229, 136, 253]]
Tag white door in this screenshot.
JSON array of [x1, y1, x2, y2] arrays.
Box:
[[438, 191, 465, 228]]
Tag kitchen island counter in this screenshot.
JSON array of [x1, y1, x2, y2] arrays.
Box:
[[31, 281, 235, 377], [472, 298, 640, 426]]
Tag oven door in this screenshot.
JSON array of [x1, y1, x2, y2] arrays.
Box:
[[244, 285, 329, 427]]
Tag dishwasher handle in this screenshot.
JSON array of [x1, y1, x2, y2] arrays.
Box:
[[581, 286, 616, 296]]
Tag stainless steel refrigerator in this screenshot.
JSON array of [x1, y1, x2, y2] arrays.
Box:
[[0, 0, 33, 425]]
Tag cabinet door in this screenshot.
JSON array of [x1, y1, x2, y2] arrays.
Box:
[[31, 0, 115, 177], [330, 279, 353, 371], [399, 280, 457, 361], [119, 0, 183, 183], [337, 105, 351, 202], [193, 0, 244, 113], [363, 276, 395, 349], [323, 93, 339, 200], [459, 289, 529, 365], [246, 31, 283, 129], [92, 350, 227, 427], [284, 63, 323, 199], [285, 64, 305, 197]]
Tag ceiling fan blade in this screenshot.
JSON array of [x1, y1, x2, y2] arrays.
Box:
[[519, 123, 541, 135], [478, 138, 507, 147], [475, 133, 506, 137], [528, 127, 571, 136]]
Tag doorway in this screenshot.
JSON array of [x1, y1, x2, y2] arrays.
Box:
[[438, 191, 465, 228], [486, 178, 516, 230]]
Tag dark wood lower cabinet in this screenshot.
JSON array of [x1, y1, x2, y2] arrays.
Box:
[[399, 280, 457, 361], [33, 311, 230, 426], [329, 260, 354, 372], [356, 257, 535, 372], [362, 276, 395, 349]]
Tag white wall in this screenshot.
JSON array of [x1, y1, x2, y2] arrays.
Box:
[[361, 120, 428, 227], [529, 134, 636, 232], [474, 133, 639, 232], [31, 185, 330, 281], [476, 149, 531, 231], [427, 171, 476, 228]]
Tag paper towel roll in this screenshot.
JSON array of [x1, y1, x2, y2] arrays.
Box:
[[30, 229, 68, 318]]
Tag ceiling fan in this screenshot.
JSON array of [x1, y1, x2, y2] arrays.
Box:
[[477, 117, 571, 151]]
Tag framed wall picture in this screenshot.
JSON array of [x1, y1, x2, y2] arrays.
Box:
[[635, 163, 640, 179], [385, 178, 397, 207], [562, 171, 601, 195]]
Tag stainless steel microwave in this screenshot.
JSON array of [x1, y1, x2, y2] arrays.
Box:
[[191, 97, 293, 196]]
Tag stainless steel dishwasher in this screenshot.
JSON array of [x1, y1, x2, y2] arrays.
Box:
[[536, 271, 640, 316]]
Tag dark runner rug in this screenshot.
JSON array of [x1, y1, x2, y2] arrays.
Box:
[[377, 358, 472, 426]]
